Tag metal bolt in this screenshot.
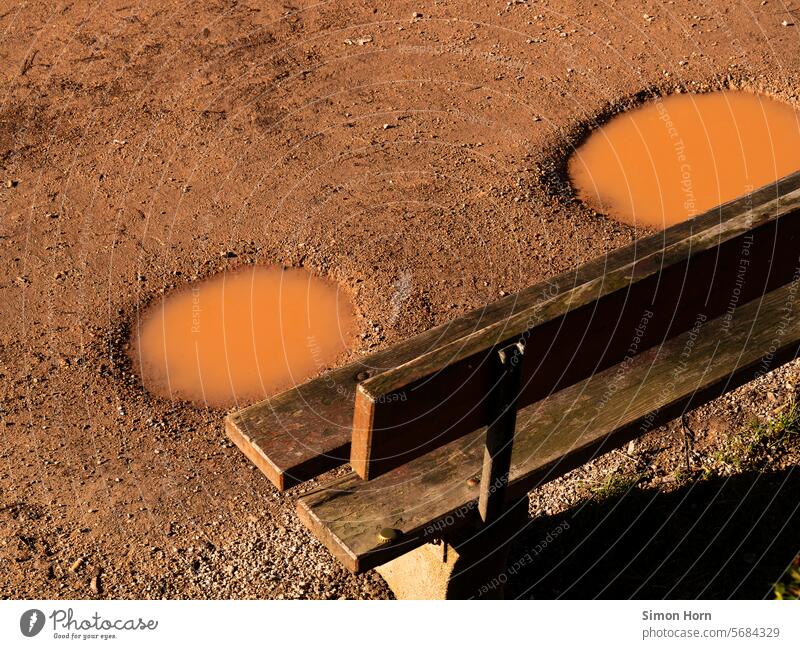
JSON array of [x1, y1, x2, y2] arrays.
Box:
[[377, 527, 401, 544], [355, 370, 371, 381], [466, 476, 480, 487]]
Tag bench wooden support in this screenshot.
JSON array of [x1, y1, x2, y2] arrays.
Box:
[[375, 497, 529, 599]]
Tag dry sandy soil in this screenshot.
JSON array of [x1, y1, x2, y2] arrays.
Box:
[[1, 0, 799, 599]]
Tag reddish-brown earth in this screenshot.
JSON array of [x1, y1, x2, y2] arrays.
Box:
[[1, 1, 799, 599]]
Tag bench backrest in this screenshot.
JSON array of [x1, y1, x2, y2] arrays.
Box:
[[351, 172, 800, 479]]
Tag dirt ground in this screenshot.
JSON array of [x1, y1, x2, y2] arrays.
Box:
[[1, 0, 799, 599]]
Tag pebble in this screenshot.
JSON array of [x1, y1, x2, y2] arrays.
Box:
[[344, 36, 373, 46]]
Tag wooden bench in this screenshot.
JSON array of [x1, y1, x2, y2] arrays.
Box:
[[226, 170, 800, 598]]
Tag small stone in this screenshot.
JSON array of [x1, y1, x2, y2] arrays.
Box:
[[782, 20, 794, 27], [344, 36, 373, 46], [5, 179, 17, 188], [412, 12, 422, 18], [47, 212, 59, 219], [70, 558, 84, 573], [221, 251, 237, 258]]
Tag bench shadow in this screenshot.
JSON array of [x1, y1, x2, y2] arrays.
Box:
[[505, 467, 800, 599]]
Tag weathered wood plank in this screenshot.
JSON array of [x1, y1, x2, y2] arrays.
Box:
[[227, 171, 800, 490], [299, 278, 800, 572], [350, 174, 800, 479]]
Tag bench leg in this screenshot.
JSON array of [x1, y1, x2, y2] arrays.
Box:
[[375, 497, 529, 599]]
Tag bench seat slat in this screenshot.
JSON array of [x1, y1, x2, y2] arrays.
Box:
[[298, 280, 800, 572]]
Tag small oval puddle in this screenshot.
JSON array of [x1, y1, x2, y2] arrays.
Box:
[[131, 266, 356, 407], [568, 90, 800, 229]]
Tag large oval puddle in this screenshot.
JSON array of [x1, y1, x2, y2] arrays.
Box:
[[568, 90, 800, 229], [131, 266, 356, 407]]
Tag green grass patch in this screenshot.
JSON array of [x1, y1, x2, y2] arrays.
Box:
[[591, 471, 643, 500], [712, 401, 800, 474], [774, 555, 800, 600]]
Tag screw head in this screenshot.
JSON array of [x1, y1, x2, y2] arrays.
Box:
[[355, 370, 371, 381], [377, 527, 401, 544], [466, 476, 480, 487]]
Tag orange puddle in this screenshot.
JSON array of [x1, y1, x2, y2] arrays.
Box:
[[132, 266, 356, 407], [568, 91, 800, 229]]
